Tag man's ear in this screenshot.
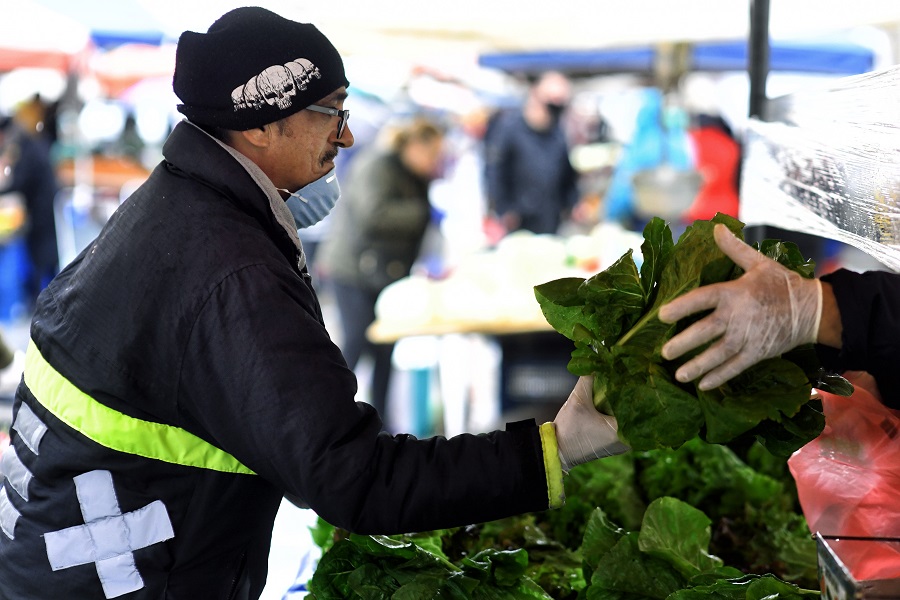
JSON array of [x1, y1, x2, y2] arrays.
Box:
[[239, 125, 271, 149]]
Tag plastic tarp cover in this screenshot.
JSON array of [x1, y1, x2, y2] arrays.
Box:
[[739, 64, 900, 271]]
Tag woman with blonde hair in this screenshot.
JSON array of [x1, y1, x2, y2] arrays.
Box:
[[318, 115, 446, 429]]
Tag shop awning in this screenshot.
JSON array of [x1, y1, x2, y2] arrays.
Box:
[[478, 39, 875, 77]]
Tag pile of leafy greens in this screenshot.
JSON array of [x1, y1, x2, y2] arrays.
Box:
[[542, 440, 822, 586], [307, 486, 820, 599], [308, 420, 825, 599], [533, 214, 852, 455], [307, 529, 555, 599], [305, 214, 844, 598], [580, 497, 819, 600]]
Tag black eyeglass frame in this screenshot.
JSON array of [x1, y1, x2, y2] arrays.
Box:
[[304, 104, 349, 139]]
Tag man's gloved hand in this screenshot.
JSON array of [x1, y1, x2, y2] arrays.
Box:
[[553, 376, 629, 472], [658, 223, 823, 391]]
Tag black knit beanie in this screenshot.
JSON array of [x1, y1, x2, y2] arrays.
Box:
[[173, 7, 349, 131]]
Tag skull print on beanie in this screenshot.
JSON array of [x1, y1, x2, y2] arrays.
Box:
[[173, 7, 349, 131]]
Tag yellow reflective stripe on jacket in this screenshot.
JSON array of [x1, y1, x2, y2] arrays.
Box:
[[24, 340, 255, 475], [539, 422, 565, 509]]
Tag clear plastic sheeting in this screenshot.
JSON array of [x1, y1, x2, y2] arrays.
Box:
[[739, 65, 900, 271]]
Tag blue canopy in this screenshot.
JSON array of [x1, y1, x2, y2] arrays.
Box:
[[33, 0, 172, 49], [693, 40, 874, 74], [479, 40, 874, 76]]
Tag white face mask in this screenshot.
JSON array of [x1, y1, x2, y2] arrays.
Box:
[[281, 168, 341, 229]]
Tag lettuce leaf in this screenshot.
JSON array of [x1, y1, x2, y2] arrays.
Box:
[[308, 533, 555, 600], [535, 214, 851, 455], [583, 498, 817, 600]]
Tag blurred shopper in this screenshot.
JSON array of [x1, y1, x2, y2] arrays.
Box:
[[0, 8, 629, 598], [683, 113, 740, 222], [11, 94, 48, 140], [113, 111, 147, 165], [603, 88, 695, 230], [0, 114, 60, 308], [429, 109, 502, 436], [318, 116, 446, 427], [483, 71, 580, 235]]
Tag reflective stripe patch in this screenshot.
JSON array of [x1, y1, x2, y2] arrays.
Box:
[[0, 446, 33, 501], [44, 470, 174, 599], [24, 341, 254, 475], [12, 402, 47, 455], [0, 487, 20, 540]]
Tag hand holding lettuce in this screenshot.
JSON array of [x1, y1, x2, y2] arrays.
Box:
[[553, 375, 630, 472], [534, 214, 852, 455], [659, 223, 824, 391]]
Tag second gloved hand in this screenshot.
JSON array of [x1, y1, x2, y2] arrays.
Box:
[[553, 375, 629, 472], [658, 223, 823, 391]]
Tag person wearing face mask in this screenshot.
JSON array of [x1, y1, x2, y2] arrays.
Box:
[[317, 116, 446, 428], [483, 70, 580, 235], [0, 8, 629, 600]]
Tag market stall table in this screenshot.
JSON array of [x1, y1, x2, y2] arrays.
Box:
[[365, 226, 648, 436]]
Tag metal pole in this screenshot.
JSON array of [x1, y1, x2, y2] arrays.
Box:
[[748, 0, 770, 120], [744, 0, 771, 246]]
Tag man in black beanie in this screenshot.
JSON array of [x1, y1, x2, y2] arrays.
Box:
[[0, 7, 626, 599]]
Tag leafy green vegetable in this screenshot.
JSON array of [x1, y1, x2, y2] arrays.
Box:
[[451, 514, 587, 598], [589, 531, 688, 599], [631, 439, 819, 584], [583, 499, 818, 600], [534, 214, 851, 455], [308, 216, 840, 598], [542, 453, 645, 545], [310, 517, 337, 555], [638, 497, 723, 578], [581, 507, 628, 574], [308, 532, 555, 600], [667, 574, 820, 600], [309, 442, 822, 597]]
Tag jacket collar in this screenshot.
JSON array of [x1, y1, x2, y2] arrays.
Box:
[[162, 120, 305, 271]]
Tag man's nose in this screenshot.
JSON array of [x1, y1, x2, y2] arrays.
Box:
[[336, 124, 355, 148]]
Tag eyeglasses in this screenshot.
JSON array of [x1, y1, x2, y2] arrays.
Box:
[[304, 104, 350, 139]]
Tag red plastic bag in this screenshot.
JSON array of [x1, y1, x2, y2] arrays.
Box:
[[788, 371, 900, 581]]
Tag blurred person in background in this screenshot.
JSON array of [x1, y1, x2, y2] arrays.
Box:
[[0, 8, 629, 598], [318, 115, 446, 429], [11, 94, 49, 140], [682, 112, 741, 222], [602, 88, 695, 230], [0, 114, 60, 309], [113, 111, 147, 165], [483, 70, 580, 236]]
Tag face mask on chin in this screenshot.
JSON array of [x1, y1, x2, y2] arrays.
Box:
[[281, 168, 341, 229]]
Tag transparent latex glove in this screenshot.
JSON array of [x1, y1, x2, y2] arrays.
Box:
[[553, 376, 629, 472], [658, 224, 823, 391]]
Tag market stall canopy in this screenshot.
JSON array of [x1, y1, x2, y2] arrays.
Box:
[[3, 0, 896, 110], [30, 0, 174, 49], [0, 0, 91, 72], [478, 39, 877, 77], [89, 43, 178, 98], [77, 0, 900, 61]]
